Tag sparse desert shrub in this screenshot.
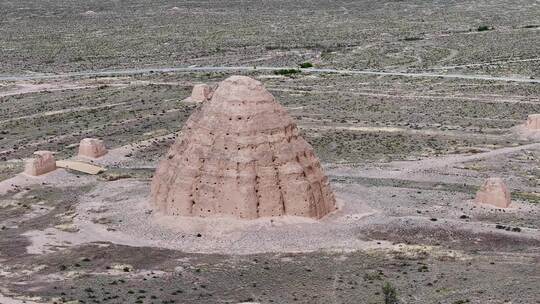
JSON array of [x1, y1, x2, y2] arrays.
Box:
[[299, 62, 313, 68], [273, 68, 301, 76], [382, 281, 398, 304], [477, 25, 493, 31], [418, 265, 429, 272], [265, 45, 285, 50], [99, 171, 132, 181], [403, 37, 423, 41], [320, 49, 334, 60], [364, 270, 383, 281], [513, 192, 540, 204]]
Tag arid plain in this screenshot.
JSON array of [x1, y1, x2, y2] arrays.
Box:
[[1, 0, 539, 303]]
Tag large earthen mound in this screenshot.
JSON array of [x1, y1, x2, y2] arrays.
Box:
[[151, 75, 336, 219]]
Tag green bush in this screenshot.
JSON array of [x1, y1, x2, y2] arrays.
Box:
[[403, 37, 423, 41], [299, 62, 314, 68], [273, 68, 301, 76], [382, 282, 398, 304], [477, 25, 493, 31]]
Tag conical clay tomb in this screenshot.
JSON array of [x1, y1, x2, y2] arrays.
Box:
[[475, 177, 511, 208], [151, 75, 337, 219]]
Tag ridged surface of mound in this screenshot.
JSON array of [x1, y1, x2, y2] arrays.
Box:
[[151, 76, 336, 219], [24, 151, 56, 176], [526, 114, 540, 130], [78, 138, 107, 158]]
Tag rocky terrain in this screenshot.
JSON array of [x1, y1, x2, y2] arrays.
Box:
[[1, 0, 539, 77]]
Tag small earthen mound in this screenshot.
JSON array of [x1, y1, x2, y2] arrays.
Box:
[[82, 10, 97, 16], [475, 177, 511, 208], [185, 84, 213, 103], [525, 114, 540, 130], [24, 151, 56, 176], [167, 6, 182, 14], [78, 138, 107, 158], [152, 75, 337, 219]]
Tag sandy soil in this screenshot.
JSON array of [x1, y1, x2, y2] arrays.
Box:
[[0, 294, 41, 304], [0, 168, 93, 196], [13, 139, 539, 256]]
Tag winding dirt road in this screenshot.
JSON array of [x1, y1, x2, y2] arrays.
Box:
[[1, 66, 539, 83]]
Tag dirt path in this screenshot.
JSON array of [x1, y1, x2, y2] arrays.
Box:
[[395, 141, 540, 172], [0, 83, 99, 98], [0, 102, 128, 125], [1, 66, 538, 83], [301, 124, 506, 140], [0, 79, 187, 99], [331, 141, 540, 181], [269, 87, 540, 105], [432, 57, 540, 70]]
